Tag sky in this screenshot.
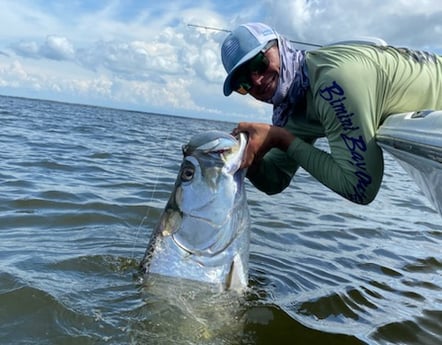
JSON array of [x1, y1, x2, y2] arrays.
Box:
[[0, 0, 441, 123]]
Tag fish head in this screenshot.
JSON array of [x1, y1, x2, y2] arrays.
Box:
[[173, 130, 248, 254], [142, 130, 250, 290]]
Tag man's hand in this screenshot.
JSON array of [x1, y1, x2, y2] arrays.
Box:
[[232, 122, 295, 168]]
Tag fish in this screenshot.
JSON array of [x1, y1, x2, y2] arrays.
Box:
[[141, 130, 250, 292]]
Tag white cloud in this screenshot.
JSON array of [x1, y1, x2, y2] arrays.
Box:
[[40, 35, 75, 60], [11, 35, 75, 61], [0, 58, 111, 96], [266, 0, 442, 49], [0, 0, 441, 122], [0, 60, 28, 87], [11, 41, 40, 59]]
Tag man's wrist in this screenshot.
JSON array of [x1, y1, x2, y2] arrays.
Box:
[[272, 126, 294, 151]]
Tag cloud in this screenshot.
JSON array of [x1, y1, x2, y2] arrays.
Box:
[[0, 58, 104, 93], [0, 1, 246, 119], [76, 40, 164, 79], [11, 41, 40, 59], [40, 35, 75, 60], [1, 0, 442, 122], [266, 0, 442, 49], [11, 35, 75, 61], [8, 21, 226, 84]]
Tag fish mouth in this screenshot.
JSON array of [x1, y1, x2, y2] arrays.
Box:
[[225, 132, 247, 174], [236, 132, 248, 153], [182, 131, 247, 175]]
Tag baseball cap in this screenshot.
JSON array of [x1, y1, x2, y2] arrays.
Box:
[[221, 23, 277, 96]]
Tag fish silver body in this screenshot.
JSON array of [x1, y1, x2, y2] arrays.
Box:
[[141, 130, 250, 291]]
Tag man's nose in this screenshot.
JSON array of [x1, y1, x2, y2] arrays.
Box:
[[250, 72, 264, 86]]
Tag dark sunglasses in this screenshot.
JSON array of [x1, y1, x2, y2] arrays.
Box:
[[232, 40, 277, 95]]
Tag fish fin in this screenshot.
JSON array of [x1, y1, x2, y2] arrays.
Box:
[[226, 255, 247, 291]]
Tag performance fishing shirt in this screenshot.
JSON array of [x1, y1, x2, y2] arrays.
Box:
[[247, 44, 442, 204]]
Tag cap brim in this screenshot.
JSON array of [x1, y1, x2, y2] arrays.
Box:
[[223, 42, 268, 96]]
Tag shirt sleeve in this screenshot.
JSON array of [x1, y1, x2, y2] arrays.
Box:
[[246, 115, 319, 195], [286, 55, 385, 204], [246, 146, 300, 195], [286, 136, 357, 197]]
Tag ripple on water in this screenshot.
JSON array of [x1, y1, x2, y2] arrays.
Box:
[[0, 272, 105, 344], [371, 311, 442, 345], [1, 96, 441, 345]]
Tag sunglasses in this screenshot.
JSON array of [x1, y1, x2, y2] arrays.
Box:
[[233, 40, 277, 95]]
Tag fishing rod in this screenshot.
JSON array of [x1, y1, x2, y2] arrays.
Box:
[[187, 23, 231, 33], [187, 23, 323, 48]]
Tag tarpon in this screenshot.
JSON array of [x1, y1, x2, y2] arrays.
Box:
[[141, 130, 250, 291]]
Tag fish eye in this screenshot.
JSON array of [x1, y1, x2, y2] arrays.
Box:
[[180, 165, 194, 182]]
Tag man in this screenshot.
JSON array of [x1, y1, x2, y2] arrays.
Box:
[[221, 22, 442, 204]]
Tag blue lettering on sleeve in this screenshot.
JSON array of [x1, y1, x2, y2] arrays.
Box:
[[319, 81, 373, 203]]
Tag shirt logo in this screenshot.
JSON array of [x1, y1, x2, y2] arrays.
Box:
[[319, 81, 372, 203]]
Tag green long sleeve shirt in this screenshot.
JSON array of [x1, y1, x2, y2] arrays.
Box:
[[248, 44, 442, 204]]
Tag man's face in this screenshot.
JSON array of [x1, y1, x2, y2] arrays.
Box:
[[247, 44, 280, 101]]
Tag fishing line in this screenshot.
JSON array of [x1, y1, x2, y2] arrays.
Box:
[[187, 23, 323, 48], [130, 128, 171, 261], [132, 22, 319, 261]]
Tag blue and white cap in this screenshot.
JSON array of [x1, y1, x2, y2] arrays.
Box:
[[221, 23, 277, 96]]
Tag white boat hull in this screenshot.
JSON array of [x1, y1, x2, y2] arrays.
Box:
[[376, 110, 442, 215]]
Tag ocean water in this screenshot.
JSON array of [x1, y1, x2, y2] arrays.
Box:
[[0, 95, 441, 345]]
